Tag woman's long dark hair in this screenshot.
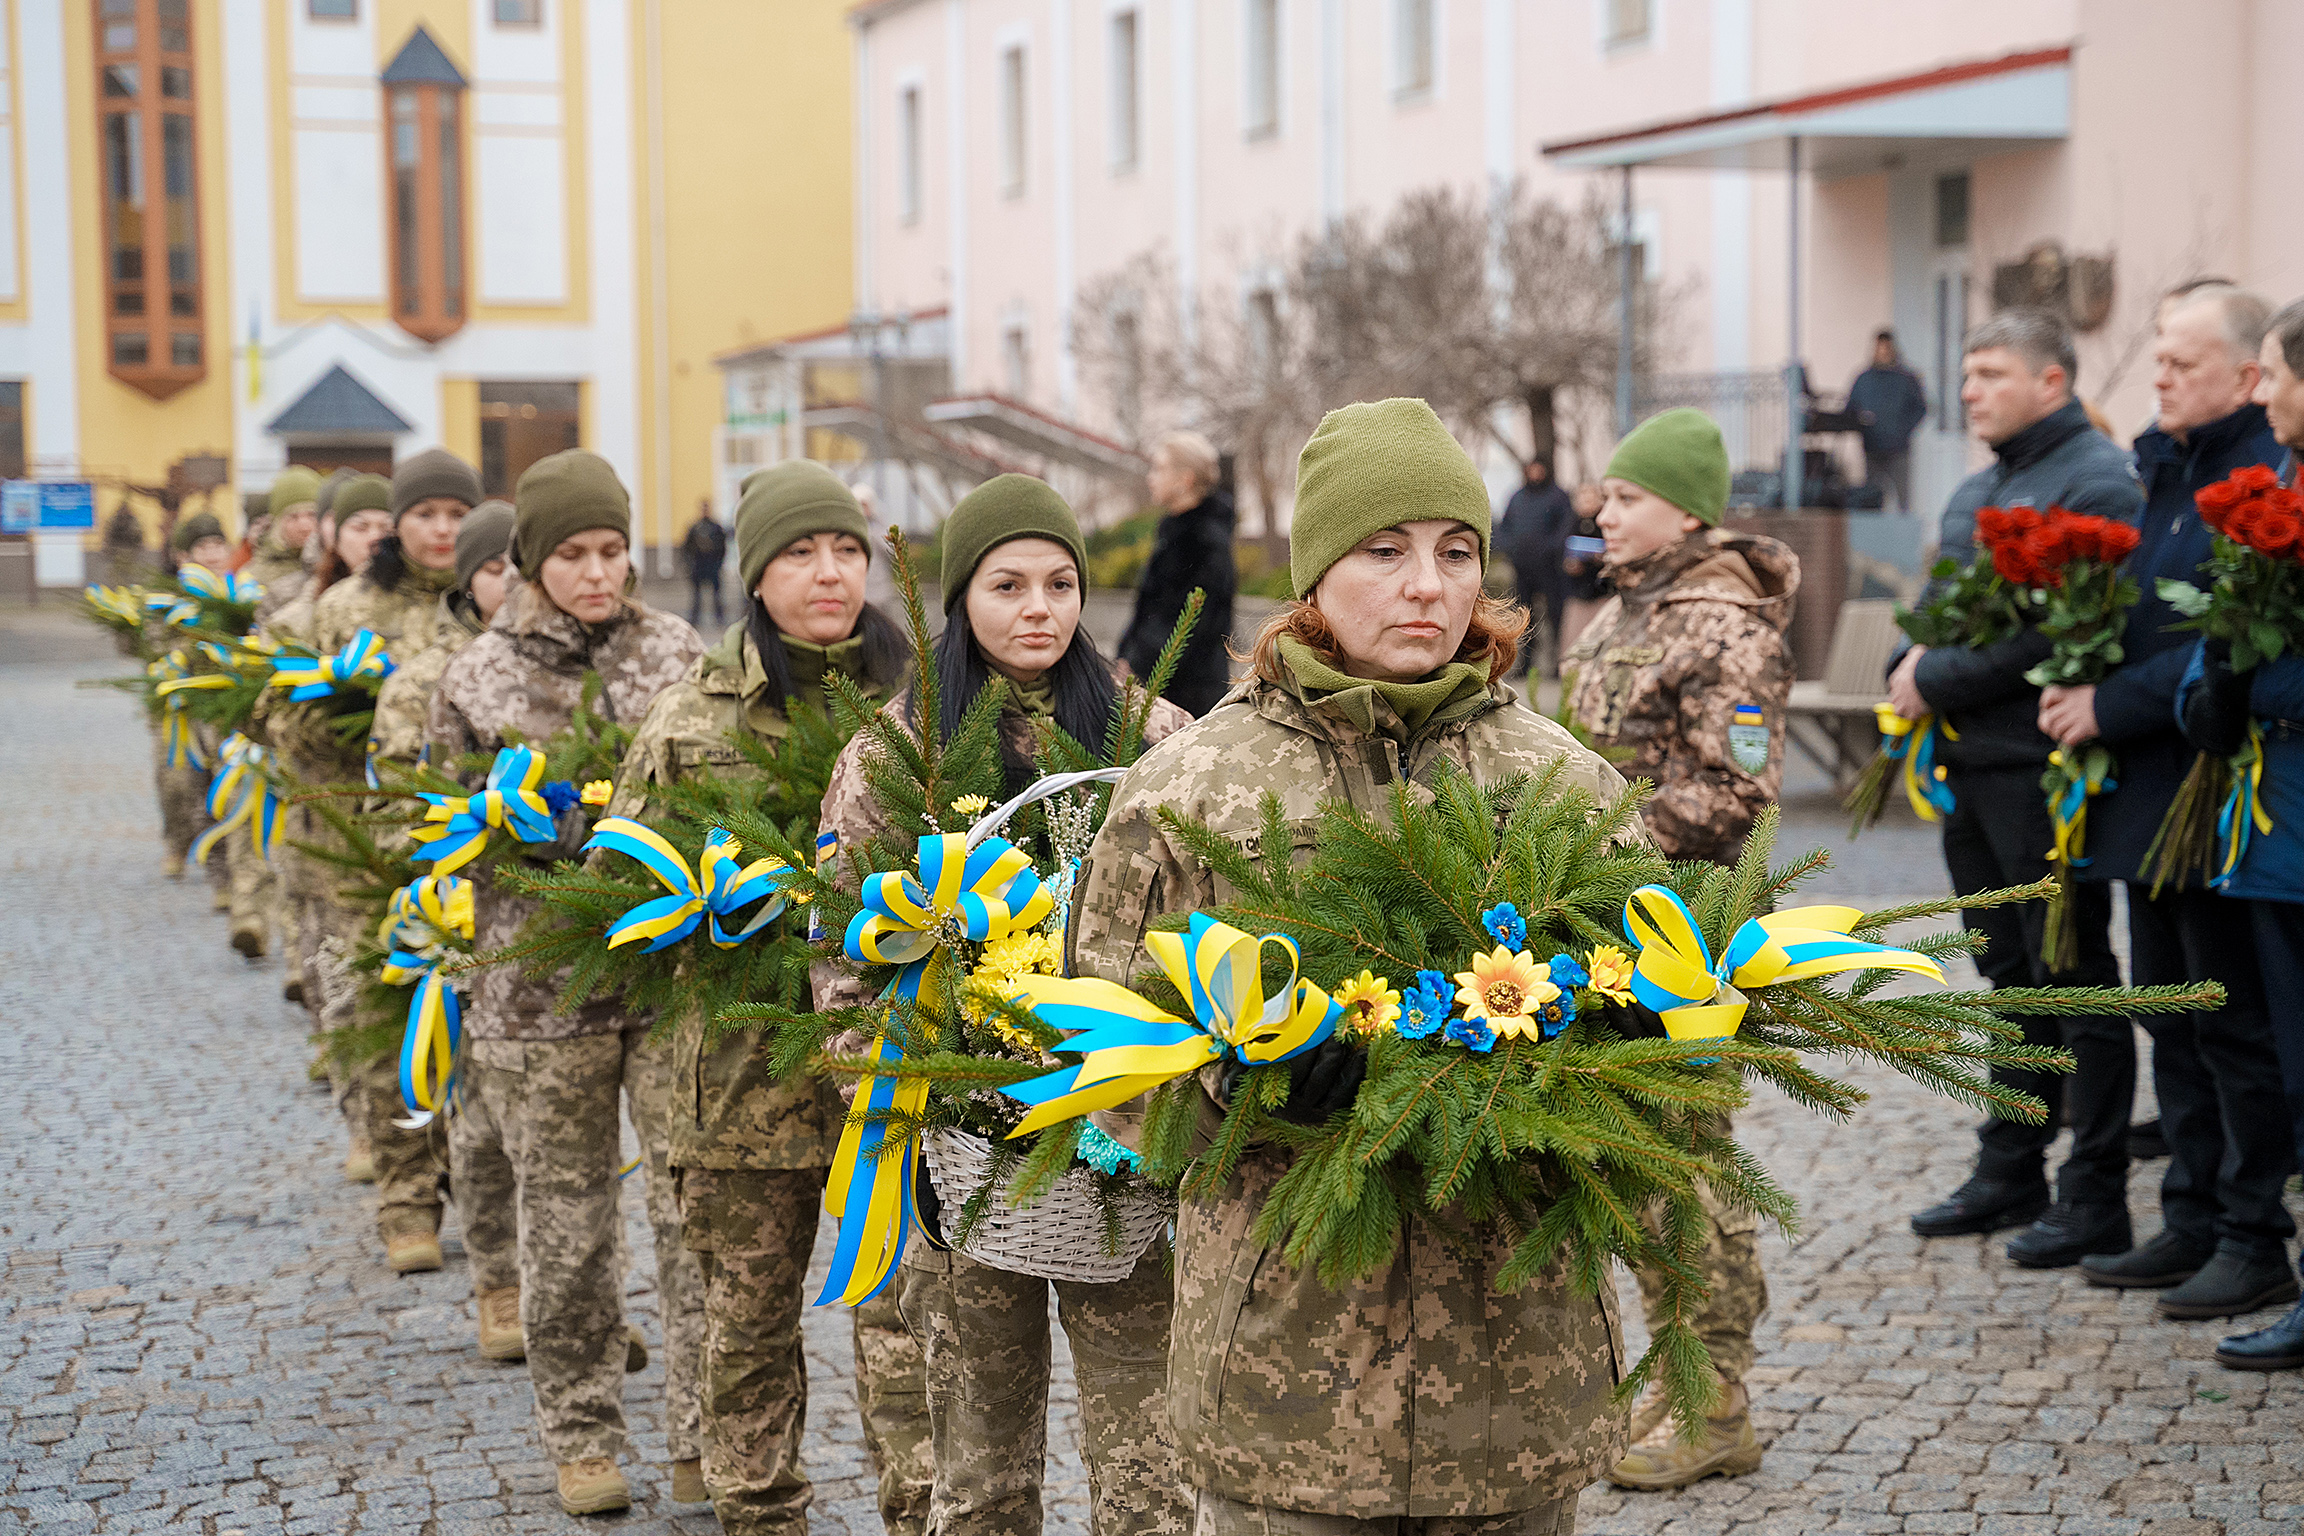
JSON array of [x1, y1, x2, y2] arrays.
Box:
[[921, 606, 1120, 788], [745, 595, 910, 710]]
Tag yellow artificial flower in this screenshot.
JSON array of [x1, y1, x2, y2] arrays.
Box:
[[580, 779, 614, 807], [1583, 944, 1636, 1005], [1331, 969, 1402, 1037], [1453, 945, 1558, 1041], [966, 930, 1064, 1049], [951, 793, 992, 818]]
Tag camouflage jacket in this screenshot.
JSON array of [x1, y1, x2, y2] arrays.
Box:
[[367, 589, 488, 779], [428, 584, 703, 1038], [246, 533, 309, 627], [1563, 529, 1798, 865], [1071, 669, 1632, 1517], [257, 563, 459, 788], [812, 674, 1192, 1019], [607, 622, 897, 1171]]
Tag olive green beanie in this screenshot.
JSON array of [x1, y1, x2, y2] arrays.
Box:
[[1289, 398, 1491, 598], [391, 447, 483, 521], [1604, 408, 1730, 526], [314, 467, 355, 522], [454, 500, 517, 593], [735, 461, 870, 593], [939, 474, 1088, 611], [331, 473, 394, 522], [513, 449, 631, 579], [172, 511, 225, 552], [268, 465, 323, 519]]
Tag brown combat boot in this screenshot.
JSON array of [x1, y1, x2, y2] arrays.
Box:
[[669, 1458, 707, 1503], [556, 1458, 630, 1516], [1625, 1381, 1672, 1445], [231, 924, 265, 959], [476, 1286, 526, 1360], [164, 852, 185, 879], [385, 1230, 442, 1275], [342, 1139, 376, 1184], [1607, 1380, 1764, 1490], [283, 975, 305, 1005]]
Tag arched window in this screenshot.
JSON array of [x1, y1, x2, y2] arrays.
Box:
[[95, 0, 205, 398], [381, 27, 467, 343]]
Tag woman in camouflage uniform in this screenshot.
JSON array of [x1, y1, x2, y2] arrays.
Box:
[[1069, 398, 1631, 1536], [1562, 407, 1797, 1493], [606, 463, 923, 1530], [150, 513, 234, 892], [815, 474, 1192, 1536], [425, 450, 704, 1518]]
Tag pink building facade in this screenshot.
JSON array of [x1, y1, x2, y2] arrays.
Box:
[[848, 0, 2304, 528]]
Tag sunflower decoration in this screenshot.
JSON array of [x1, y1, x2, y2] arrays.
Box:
[[1582, 943, 1637, 1005], [1331, 969, 1402, 1038]]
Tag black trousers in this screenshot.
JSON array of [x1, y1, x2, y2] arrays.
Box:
[[1942, 767, 2132, 1204], [2249, 900, 2304, 1187], [2126, 887, 2297, 1258], [688, 573, 724, 628]]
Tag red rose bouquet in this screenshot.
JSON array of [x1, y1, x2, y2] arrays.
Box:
[[2143, 465, 2304, 892], [1974, 507, 2141, 970]]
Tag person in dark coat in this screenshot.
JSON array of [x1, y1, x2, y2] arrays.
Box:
[[2037, 285, 2300, 1322], [1889, 309, 2140, 1269], [681, 504, 730, 629], [1118, 429, 1237, 716], [1498, 454, 1576, 675], [1847, 330, 1930, 510]]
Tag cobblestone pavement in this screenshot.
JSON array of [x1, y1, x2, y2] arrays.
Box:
[[5, 606, 2299, 1535]]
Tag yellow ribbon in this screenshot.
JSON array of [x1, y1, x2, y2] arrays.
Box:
[[1873, 702, 1959, 822], [2216, 724, 2274, 886], [381, 876, 477, 1127], [2045, 747, 2115, 874]]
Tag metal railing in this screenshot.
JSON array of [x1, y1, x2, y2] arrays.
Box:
[[1633, 369, 1791, 474]]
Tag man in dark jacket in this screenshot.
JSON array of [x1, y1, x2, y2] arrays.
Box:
[[1119, 430, 1237, 716], [1848, 330, 1930, 510], [1498, 455, 1576, 675], [681, 504, 729, 628], [2038, 286, 2299, 1321], [1891, 309, 2140, 1266]]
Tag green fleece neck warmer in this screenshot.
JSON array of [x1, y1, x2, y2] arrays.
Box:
[[1277, 636, 1491, 739], [172, 511, 225, 552], [1006, 673, 1057, 717], [268, 466, 322, 519], [1605, 408, 1730, 526], [391, 447, 483, 521], [941, 475, 1088, 611], [1290, 398, 1492, 598], [778, 632, 863, 716], [514, 450, 631, 579], [737, 462, 871, 593]]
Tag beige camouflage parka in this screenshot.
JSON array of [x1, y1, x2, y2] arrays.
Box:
[[245, 530, 309, 627], [605, 621, 900, 1171], [257, 561, 458, 787], [1563, 527, 1798, 865], [1069, 668, 1633, 1519], [366, 589, 489, 777], [426, 580, 702, 1037]]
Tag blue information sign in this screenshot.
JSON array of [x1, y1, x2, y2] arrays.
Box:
[[38, 482, 95, 530], [0, 481, 34, 534]]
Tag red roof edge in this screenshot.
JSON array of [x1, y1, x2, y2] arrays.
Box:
[[1541, 44, 2074, 158]]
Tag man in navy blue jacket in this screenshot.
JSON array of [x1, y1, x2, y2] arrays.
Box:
[[2039, 286, 2300, 1321]]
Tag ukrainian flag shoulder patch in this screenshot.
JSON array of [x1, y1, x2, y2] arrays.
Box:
[[1728, 703, 1771, 774]]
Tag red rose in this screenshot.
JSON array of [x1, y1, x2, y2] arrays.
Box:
[[1976, 506, 2015, 545], [2022, 524, 2073, 570], [2254, 510, 2303, 560], [2227, 502, 2271, 552], [2009, 506, 2047, 537], [2098, 520, 2141, 561], [2058, 515, 2103, 563], [2232, 464, 2280, 495], [2196, 478, 2248, 528], [1992, 544, 2039, 586]]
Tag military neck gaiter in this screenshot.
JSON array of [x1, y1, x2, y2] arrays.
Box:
[[1276, 636, 1491, 740]]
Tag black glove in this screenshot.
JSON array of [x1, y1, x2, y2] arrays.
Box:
[[2181, 637, 2254, 757], [1274, 1037, 1369, 1126], [1594, 998, 1670, 1041], [523, 804, 594, 865]]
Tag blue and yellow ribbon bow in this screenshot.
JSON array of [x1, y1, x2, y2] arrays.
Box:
[[408, 745, 558, 875], [380, 876, 477, 1126], [817, 833, 1055, 1307], [270, 628, 394, 701], [1873, 703, 1958, 821], [995, 912, 1341, 1139], [2215, 724, 2274, 887], [1623, 885, 1943, 1043], [84, 584, 149, 627], [148, 563, 260, 627], [191, 733, 282, 864], [146, 651, 211, 769], [2045, 747, 2115, 874], [584, 818, 800, 951]]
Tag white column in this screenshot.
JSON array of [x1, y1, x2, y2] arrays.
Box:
[[1051, 0, 1075, 409], [1318, 0, 1344, 224], [13, 1, 77, 469], [1172, 0, 1198, 350], [946, 0, 970, 384], [585, 0, 642, 520], [224, 0, 279, 479], [854, 21, 876, 316], [1708, 0, 1754, 373], [1480, 0, 1513, 192]]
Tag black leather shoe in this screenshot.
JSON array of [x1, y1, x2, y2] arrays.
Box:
[[1910, 1176, 2050, 1238], [2214, 1297, 2304, 1370], [2126, 1118, 2169, 1160], [2006, 1200, 2132, 1269], [2081, 1229, 2213, 1289], [2157, 1249, 2302, 1320]]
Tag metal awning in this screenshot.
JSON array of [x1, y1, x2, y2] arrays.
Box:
[[921, 395, 1147, 483], [1543, 46, 2070, 177]]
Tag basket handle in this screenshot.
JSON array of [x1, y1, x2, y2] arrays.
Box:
[[964, 767, 1128, 850]]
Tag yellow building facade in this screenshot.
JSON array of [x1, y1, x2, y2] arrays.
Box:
[[2, 0, 853, 579]]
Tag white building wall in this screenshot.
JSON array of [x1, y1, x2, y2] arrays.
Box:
[[472, 3, 569, 306], [288, 5, 386, 304]]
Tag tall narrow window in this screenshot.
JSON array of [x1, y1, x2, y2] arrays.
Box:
[[493, 0, 542, 23], [307, 0, 357, 19], [95, 0, 205, 397], [381, 27, 468, 343], [1109, 11, 1139, 174], [897, 84, 923, 224], [1111, 312, 1142, 440], [1003, 323, 1031, 397], [1393, 0, 1433, 98], [999, 44, 1027, 198], [1245, 0, 1279, 138], [1247, 289, 1280, 371], [1603, 0, 1651, 47]]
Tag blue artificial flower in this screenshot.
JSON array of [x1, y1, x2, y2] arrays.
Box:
[[540, 780, 581, 815], [1481, 902, 1527, 951], [1415, 967, 1450, 996], [1547, 952, 1589, 990], [1537, 991, 1575, 1041], [1447, 1013, 1497, 1053], [1075, 1121, 1143, 1176], [1398, 977, 1451, 1040]]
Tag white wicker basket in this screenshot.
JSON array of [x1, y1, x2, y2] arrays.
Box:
[[922, 1127, 1172, 1283]]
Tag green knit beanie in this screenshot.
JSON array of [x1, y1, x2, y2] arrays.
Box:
[[331, 473, 394, 522], [1289, 398, 1491, 598], [391, 447, 483, 521], [735, 461, 870, 593], [454, 500, 517, 593], [939, 474, 1088, 611], [513, 450, 631, 579], [268, 465, 323, 519], [172, 511, 225, 553], [314, 467, 355, 522], [1605, 408, 1731, 526]]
